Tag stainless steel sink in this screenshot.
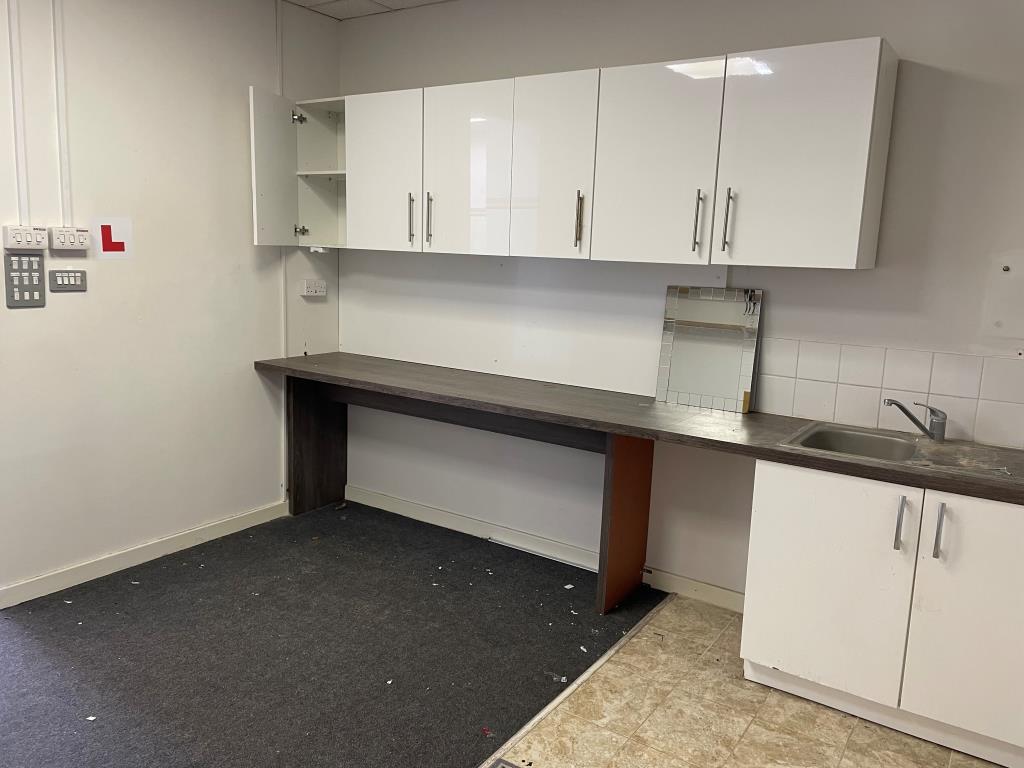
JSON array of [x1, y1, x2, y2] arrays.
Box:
[[786, 422, 919, 461]]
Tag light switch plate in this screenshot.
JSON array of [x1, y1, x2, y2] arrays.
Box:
[[49, 226, 90, 252], [49, 269, 87, 292], [301, 279, 327, 297], [3, 225, 47, 251]]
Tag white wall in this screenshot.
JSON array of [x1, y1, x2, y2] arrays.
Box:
[[0, 0, 330, 598], [333, 0, 1024, 597]]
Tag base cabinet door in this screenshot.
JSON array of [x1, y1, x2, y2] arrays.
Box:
[[742, 462, 923, 707], [900, 491, 1024, 749], [345, 88, 423, 251]]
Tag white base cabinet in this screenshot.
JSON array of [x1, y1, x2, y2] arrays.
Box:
[[743, 461, 1024, 765], [901, 491, 1024, 749], [742, 462, 923, 707]]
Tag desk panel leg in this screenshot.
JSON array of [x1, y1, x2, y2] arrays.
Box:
[[597, 434, 655, 614], [287, 376, 348, 515]]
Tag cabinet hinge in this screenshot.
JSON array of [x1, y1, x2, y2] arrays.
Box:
[[291, 111, 307, 125], [294, 225, 309, 236]]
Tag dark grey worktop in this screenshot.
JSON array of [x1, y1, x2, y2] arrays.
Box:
[[255, 352, 1024, 505]]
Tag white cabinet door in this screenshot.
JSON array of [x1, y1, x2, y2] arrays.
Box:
[[249, 86, 298, 247], [423, 79, 513, 256], [712, 38, 897, 268], [591, 58, 724, 264], [742, 462, 923, 707], [346, 88, 423, 251], [510, 69, 599, 260], [901, 491, 1024, 748]]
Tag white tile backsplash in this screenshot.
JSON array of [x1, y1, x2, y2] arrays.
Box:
[[756, 375, 795, 416], [926, 394, 977, 441], [838, 345, 885, 387], [877, 389, 928, 431], [980, 357, 1024, 404], [834, 384, 881, 428], [793, 379, 837, 421], [930, 353, 983, 398], [883, 349, 933, 392], [974, 400, 1024, 449], [797, 341, 841, 382], [760, 338, 799, 377], [754, 339, 1024, 448]]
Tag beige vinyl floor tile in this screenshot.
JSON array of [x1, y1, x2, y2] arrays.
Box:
[[609, 739, 696, 768], [560, 660, 675, 737], [839, 720, 951, 768], [634, 689, 755, 767], [646, 596, 739, 647], [727, 720, 845, 768], [611, 625, 709, 685], [676, 644, 769, 718], [504, 707, 627, 768], [949, 752, 1003, 768], [755, 689, 858, 749]]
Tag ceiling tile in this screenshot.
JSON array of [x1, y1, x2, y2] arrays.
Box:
[[312, 0, 390, 19], [375, 0, 451, 8]]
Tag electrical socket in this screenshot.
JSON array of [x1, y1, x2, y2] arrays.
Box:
[[301, 279, 327, 297]]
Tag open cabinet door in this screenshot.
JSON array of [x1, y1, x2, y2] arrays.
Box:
[[249, 86, 299, 247]]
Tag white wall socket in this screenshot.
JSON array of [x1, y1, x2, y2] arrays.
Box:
[[301, 279, 327, 297], [49, 227, 90, 251], [3, 225, 47, 251]]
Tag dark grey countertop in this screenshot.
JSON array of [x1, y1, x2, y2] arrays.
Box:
[[255, 352, 1024, 505]]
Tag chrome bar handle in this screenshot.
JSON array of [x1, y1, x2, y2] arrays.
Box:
[[893, 495, 907, 550], [408, 192, 415, 244], [573, 189, 583, 248], [932, 502, 946, 559], [426, 192, 434, 245], [691, 189, 704, 252], [720, 187, 734, 252]]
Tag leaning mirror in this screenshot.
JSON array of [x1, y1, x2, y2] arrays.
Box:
[[656, 286, 763, 413]]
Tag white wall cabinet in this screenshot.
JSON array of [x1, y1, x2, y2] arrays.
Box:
[[901, 491, 1024, 749], [249, 87, 346, 248], [251, 37, 897, 267], [510, 69, 600, 260], [423, 79, 513, 256], [712, 38, 897, 268], [742, 462, 923, 707], [345, 88, 423, 251], [591, 57, 725, 264]]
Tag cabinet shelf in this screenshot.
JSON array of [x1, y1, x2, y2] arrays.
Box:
[[296, 96, 345, 112], [297, 170, 345, 177]]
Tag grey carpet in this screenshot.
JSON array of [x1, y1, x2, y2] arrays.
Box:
[[1, 502, 664, 768]]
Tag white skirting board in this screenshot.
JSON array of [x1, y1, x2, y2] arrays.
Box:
[[642, 567, 745, 613], [745, 661, 1024, 768], [345, 485, 600, 571], [0, 501, 289, 610], [345, 485, 746, 613]]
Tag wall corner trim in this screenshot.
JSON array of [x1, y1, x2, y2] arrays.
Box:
[[0, 500, 289, 610]]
